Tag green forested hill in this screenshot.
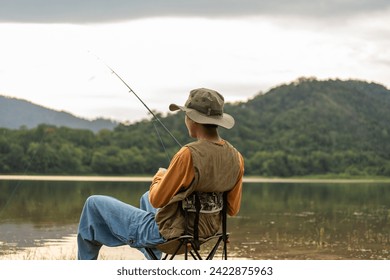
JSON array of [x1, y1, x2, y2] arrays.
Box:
[[222, 78, 390, 176], [1, 78, 390, 177]]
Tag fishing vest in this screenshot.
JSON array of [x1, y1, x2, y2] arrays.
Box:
[[155, 139, 241, 240]]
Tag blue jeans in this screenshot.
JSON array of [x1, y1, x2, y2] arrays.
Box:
[[77, 191, 165, 260]]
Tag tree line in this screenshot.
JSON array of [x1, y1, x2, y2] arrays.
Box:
[[0, 123, 389, 177], [1, 78, 390, 177]]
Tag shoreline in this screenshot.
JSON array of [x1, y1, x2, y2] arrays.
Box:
[[1, 175, 390, 183], [0, 234, 146, 260]]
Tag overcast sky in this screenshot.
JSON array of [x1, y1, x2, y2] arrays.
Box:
[[1, 0, 389, 122]]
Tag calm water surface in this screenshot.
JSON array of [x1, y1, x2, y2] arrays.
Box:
[[0, 179, 389, 259]]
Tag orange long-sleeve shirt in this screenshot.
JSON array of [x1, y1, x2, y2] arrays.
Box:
[[149, 141, 244, 216]]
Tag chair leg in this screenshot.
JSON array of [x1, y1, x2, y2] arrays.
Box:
[[189, 241, 203, 260], [151, 234, 229, 260], [145, 248, 158, 260], [206, 239, 220, 260], [168, 239, 187, 260], [223, 238, 228, 260], [206, 236, 226, 260]]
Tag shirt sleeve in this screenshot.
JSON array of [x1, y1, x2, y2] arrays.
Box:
[[149, 147, 195, 208], [226, 152, 245, 216]]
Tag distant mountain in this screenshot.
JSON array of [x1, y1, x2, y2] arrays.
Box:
[[0, 95, 117, 132]]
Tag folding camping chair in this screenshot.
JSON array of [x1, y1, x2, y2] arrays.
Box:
[[145, 192, 229, 260]]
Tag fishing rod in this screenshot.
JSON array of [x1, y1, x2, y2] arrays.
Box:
[[91, 52, 182, 148], [1, 56, 181, 218]]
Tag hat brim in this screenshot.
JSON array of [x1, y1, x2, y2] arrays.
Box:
[[169, 104, 235, 129]]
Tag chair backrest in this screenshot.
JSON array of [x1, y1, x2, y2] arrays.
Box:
[[182, 191, 228, 251], [148, 191, 229, 260]]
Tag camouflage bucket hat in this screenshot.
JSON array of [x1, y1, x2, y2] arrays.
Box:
[[169, 88, 235, 129]]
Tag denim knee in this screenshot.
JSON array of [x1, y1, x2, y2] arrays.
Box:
[[83, 195, 110, 215], [85, 195, 102, 208]]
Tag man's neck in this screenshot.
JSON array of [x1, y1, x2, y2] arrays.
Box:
[[195, 129, 221, 143]]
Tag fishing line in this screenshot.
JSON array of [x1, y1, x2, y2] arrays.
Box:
[[152, 120, 171, 165], [89, 51, 182, 149], [1, 54, 181, 218]]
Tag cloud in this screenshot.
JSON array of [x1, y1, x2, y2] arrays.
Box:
[[1, 0, 390, 23], [1, 1, 390, 122]]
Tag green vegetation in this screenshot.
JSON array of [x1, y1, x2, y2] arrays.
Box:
[[1, 78, 390, 177]]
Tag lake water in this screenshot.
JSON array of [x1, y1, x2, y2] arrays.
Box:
[[0, 178, 389, 260]]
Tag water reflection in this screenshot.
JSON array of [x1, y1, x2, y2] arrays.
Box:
[[235, 183, 390, 259], [0, 180, 389, 259]]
